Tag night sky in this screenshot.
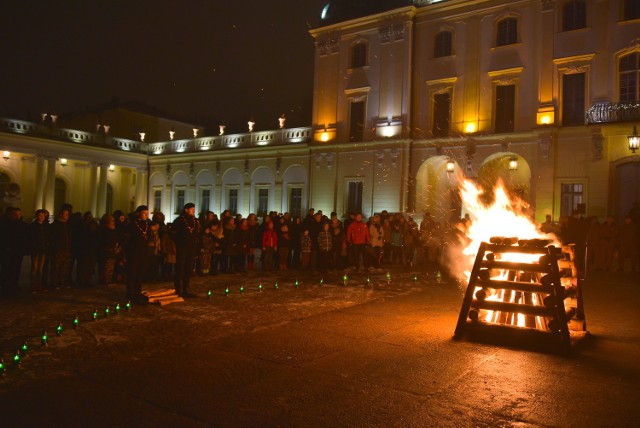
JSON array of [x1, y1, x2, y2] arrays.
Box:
[[0, 1, 327, 134]]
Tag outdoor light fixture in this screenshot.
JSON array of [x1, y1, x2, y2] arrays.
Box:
[[446, 158, 455, 173], [248, 119, 255, 132], [509, 156, 518, 171], [320, 128, 330, 142], [103, 125, 110, 134], [60, 158, 68, 167], [628, 126, 639, 153], [108, 164, 115, 173], [464, 122, 477, 134], [2, 151, 10, 161], [219, 125, 226, 136], [193, 128, 199, 138], [139, 131, 146, 142], [169, 130, 175, 140], [382, 122, 395, 138], [279, 114, 286, 129]]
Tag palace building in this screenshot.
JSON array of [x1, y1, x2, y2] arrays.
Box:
[[1, 0, 639, 223]]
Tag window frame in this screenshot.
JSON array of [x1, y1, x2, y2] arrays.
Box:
[[174, 187, 186, 214], [619, 52, 639, 103], [434, 30, 453, 58], [496, 17, 518, 47], [562, 0, 587, 32], [351, 42, 368, 69], [561, 71, 587, 126], [152, 188, 163, 214], [344, 178, 364, 216]]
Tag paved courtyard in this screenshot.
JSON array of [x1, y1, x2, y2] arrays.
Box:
[[0, 268, 639, 427]]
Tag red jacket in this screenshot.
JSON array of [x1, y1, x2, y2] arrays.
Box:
[[347, 221, 370, 245], [262, 230, 278, 248]]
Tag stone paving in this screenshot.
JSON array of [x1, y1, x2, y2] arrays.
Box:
[[0, 268, 638, 427]]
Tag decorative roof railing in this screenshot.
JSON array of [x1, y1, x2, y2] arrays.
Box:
[[586, 102, 640, 125], [0, 117, 312, 155]]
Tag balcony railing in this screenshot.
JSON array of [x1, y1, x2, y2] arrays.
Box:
[[0, 117, 312, 155], [586, 102, 640, 125]]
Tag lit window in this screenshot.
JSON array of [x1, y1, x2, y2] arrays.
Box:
[[496, 17, 518, 47], [561, 183, 584, 218]]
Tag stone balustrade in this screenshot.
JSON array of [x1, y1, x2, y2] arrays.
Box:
[[586, 102, 640, 125]]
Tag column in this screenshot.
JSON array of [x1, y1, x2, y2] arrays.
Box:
[[96, 163, 108, 217], [33, 156, 46, 210], [88, 162, 98, 215], [43, 157, 56, 215], [134, 168, 148, 208]]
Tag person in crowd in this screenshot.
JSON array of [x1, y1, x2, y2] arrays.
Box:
[[76, 212, 98, 288], [595, 216, 617, 271], [300, 229, 313, 270], [331, 223, 346, 271], [123, 205, 154, 304], [317, 222, 333, 273], [262, 221, 278, 271], [222, 218, 238, 273], [617, 216, 638, 272], [29, 209, 49, 293], [236, 218, 252, 272], [278, 224, 291, 271], [290, 216, 303, 269], [403, 216, 419, 267], [199, 225, 214, 275], [246, 214, 259, 270], [172, 203, 201, 298], [161, 222, 177, 280], [0, 207, 28, 296], [49, 207, 73, 290], [389, 215, 404, 265], [368, 214, 384, 271], [347, 213, 370, 272], [97, 214, 120, 287], [209, 222, 224, 274], [382, 217, 392, 265]]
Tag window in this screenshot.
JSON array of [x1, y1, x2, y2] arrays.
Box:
[[349, 100, 365, 142], [620, 53, 639, 102], [434, 31, 452, 58], [562, 72, 586, 126], [289, 187, 303, 217], [346, 180, 363, 215], [560, 183, 584, 218], [351, 43, 367, 68], [106, 183, 113, 217], [54, 178, 66, 214], [562, 0, 587, 31], [623, 0, 640, 21], [153, 190, 162, 213], [495, 85, 515, 133], [257, 188, 269, 216], [200, 188, 211, 212], [432, 92, 451, 137], [175, 189, 185, 214], [228, 188, 238, 215], [496, 17, 518, 47]]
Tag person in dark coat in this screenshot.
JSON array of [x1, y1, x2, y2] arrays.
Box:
[[0, 207, 28, 296], [29, 209, 50, 293], [49, 207, 72, 290], [172, 203, 201, 298], [123, 205, 153, 304], [97, 214, 120, 286]]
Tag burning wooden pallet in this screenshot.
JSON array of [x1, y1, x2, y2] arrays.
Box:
[[454, 237, 587, 350], [142, 288, 184, 306]]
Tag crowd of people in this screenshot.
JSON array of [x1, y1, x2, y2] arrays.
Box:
[[0, 201, 638, 302]]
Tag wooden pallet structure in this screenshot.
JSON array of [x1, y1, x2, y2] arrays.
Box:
[[454, 238, 587, 350], [142, 288, 184, 306]]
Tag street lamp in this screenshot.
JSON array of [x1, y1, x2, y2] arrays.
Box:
[[628, 126, 639, 153]]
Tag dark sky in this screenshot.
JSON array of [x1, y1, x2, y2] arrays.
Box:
[[0, 1, 327, 134]]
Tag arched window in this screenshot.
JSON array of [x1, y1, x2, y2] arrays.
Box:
[[620, 52, 639, 103], [562, 0, 586, 31], [496, 17, 518, 47], [54, 178, 67, 214], [351, 42, 367, 68], [434, 31, 452, 58]]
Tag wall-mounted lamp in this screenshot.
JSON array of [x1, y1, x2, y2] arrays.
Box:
[[2, 151, 10, 161], [219, 125, 226, 136], [248, 119, 255, 132], [108, 164, 115, 173], [279, 114, 286, 129], [628, 126, 639, 153], [320, 128, 330, 142], [508, 156, 518, 171], [169, 129, 175, 140], [60, 158, 68, 167], [139, 132, 146, 142], [446, 158, 455, 173], [464, 122, 477, 134], [193, 128, 199, 138]]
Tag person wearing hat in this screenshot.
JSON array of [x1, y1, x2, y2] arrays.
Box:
[[123, 205, 153, 304], [172, 202, 201, 298]]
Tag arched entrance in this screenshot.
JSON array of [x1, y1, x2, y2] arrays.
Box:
[[477, 152, 531, 203], [415, 156, 464, 223]]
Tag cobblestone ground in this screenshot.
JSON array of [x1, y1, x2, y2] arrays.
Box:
[[0, 267, 638, 427]]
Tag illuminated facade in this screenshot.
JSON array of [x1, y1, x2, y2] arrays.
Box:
[[1, 0, 639, 223]]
